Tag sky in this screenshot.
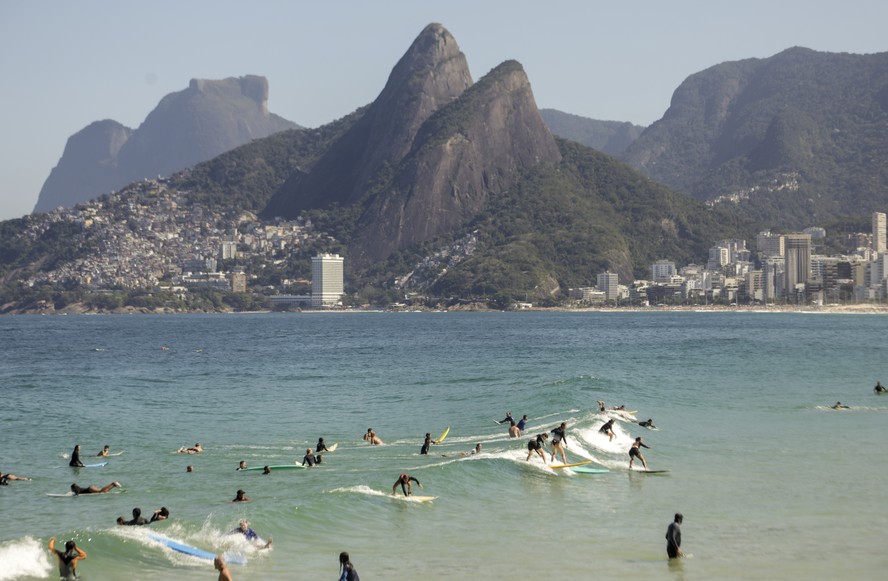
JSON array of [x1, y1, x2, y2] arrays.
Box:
[[2, 0, 887, 222]]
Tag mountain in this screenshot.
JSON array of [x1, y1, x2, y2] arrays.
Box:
[[33, 75, 298, 213], [621, 47, 888, 226], [540, 109, 644, 155]]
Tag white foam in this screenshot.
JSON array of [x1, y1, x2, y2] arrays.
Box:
[[0, 537, 53, 580]]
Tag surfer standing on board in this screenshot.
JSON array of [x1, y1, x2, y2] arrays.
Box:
[[599, 419, 616, 441], [550, 422, 569, 464], [526, 433, 548, 463], [393, 473, 422, 496], [628, 437, 650, 470]]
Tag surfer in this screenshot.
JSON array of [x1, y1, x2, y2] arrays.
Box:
[[68, 444, 85, 467], [0, 470, 31, 483], [70, 481, 121, 495], [517, 414, 529, 433], [302, 448, 317, 467], [237, 460, 247, 470], [150, 507, 170, 522], [550, 422, 569, 464], [392, 473, 422, 496], [339, 551, 360, 581], [186, 465, 194, 472], [316, 437, 330, 453], [508, 419, 521, 438], [599, 418, 616, 441], [831, 401, 850, 409], [497, 411, 513, 425], [638, 419, 656, 429], [233, 489, 250, 502], [229, 519, 272, 549], [597, 400, 606, 412], [666, 512, 684, 558], [628, 437, 650, 470], [178, 442, 203, 453], [526, 433, 549, 463], [443, 443, 483, 457], [215, 554, 233, 581], [96, 445, 111, 457], [119, 507, 149, 526], [875, 381, 886, 394], [48, 537, 86, 580], [420, 433, 437, 455], [363, 428, 383, 445]]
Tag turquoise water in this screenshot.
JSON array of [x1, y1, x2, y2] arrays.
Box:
[[1, 311, 887, 580]]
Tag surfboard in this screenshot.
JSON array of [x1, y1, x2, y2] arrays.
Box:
[[148, 533, 247, 565], [326, 442, 339, 452], [436, 426, 450, 444], [70, 462, 107, 468], [550, 461, 593, 469], [47, 489, 125, 497], [572, 466, 610, 474], [237, 464, 306, 472], [636, 469, 670, 474], [391, 494, 437, 502]]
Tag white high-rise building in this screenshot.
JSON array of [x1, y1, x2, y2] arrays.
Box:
[[597, 271, 619, 301], [651, 260, 677, 282], [311, 253, 344, 308], [873, 212, 886, 254]]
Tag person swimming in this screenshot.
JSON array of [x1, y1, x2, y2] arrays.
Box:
[[233, 489, 250, 502], [831, 401, 850, 409], [228, 519, 272, 549]]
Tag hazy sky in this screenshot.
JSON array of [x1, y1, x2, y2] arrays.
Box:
[[2, 0, 887, 221]]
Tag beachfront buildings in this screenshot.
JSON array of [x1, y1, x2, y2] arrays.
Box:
[[597, 271, 619, 302], [874, 212, 887, 254], [311, 253, 344, 308]]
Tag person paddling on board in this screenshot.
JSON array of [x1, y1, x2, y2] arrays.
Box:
[[550, 422, 569, 464], [48, 537, 86, 580], [666, 512, 684, 558], [875, 381, 886, 394], [70, 481, 121, 495], [526, 433, 549, 463], [0, 470, 32, 483], [393, 473, 422, 496], [302, 448, 317, 467], [442, 443, 483, 457], [638, 418, 656, 429], [178, 443, 203, 453], [316, 437, 330, 453], [831, 401, 850, 409], [599, 419, 617, 441], [508, 419, 520, 438], [497, 411, 513, 425], [628, 437, 650, 470], [339, 551, 360, 581], [228, 519, 272, 549], [517, 414, 529, 433], [68, 445, 85, 467], [96, 445, 111, 457]]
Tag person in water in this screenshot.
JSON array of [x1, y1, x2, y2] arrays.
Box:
[[831, 401, 850, 409], [96, 445, 111, 457], [237, 460, 247, 470], [599, 418, 616, 441], [339, 551, 360, 581], [666, 512, 684, 559], [508, 419, 521, 438], [363, 428, 383, 445], [497, 411, 513, 425], [392, 473, 422, 496], [316, 437, 329, 453], [302, 448, 317, 467], [233, 489, 250, 502], [0, 470, 32, 484], [215, 554, 233, 581], [70, 481, 121, 495], [597, 400, 607, 412], [119, 507, 149, 526], [420, 433, 437, 455], [262, 465, 272, 475], [229, 519, 272, 549], [550, 422, 569, 464], [186, 465, 194, 472], [638, 418, 656, 429], [628, 437, 651, 470], [178, 443, 203, 453], [875, 381, 886, 394], [48, 537, 86, 580], [442, 444, 483, 457], [69, 445, 85, 467], [526, 433, 549, 463], [517, 414, 529, 433], [150, 507, 169, 522]]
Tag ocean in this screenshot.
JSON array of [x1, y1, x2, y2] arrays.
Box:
[[1, 311, 886, 580]]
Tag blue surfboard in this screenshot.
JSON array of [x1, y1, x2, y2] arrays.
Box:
[[148, 533, 247, 565]]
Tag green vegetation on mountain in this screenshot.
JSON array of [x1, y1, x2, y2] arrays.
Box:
[[540, 109, 644, 155]]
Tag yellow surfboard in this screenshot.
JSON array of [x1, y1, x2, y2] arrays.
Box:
[[550, 460, 593, 469], [436, 426, 450, 444]]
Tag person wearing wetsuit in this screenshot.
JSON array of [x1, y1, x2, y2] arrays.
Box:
[[629, 437, 651, 470], [69, 445, 84, 467], [0, 470, 31, 483], [517, 415, 529, 432], [526, 433, 548, 463], [666, 513, 683, 558], [420, 433, 434, 455], [392, 473, 422, 496], [49, 537, 86, 580], [550, 422, 569, 463], [875, 381, 886, 394], [302, 449, 316, 467], [122, 507, 149, 526], [70, 481, 121, 495], [638, 419, 656, 428], [150, 507, 169, 522], [599, 419, 616, 441], [228, 519, 273, 548], [497, 411, 513, 424], [339, 551, 360, 581], [316, 438, 329, 453]]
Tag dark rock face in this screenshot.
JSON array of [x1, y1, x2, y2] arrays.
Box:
[[34, 76, 297, 213], [540, 109, 644, 155], [263, 23, 473, 217]]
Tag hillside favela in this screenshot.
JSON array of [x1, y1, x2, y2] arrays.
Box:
[[3, 8, 888, 581]]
